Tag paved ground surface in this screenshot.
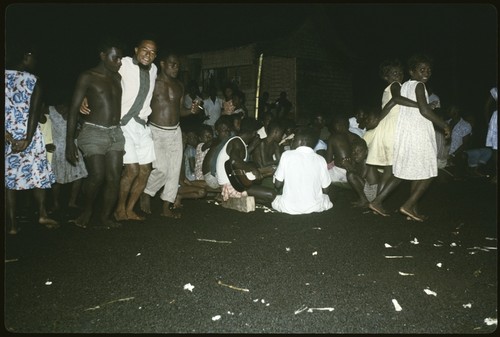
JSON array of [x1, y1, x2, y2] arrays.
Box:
[[3, 173, 498, 333]]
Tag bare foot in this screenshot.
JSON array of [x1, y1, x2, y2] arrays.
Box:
[[8, 226, 20, 235], [173, 197, 183, 209], [140, 193, 152, 214], [126, 210, 146, 221], [399, 207, 425, 222], [69, 213, 91, 229], [39, 216, 60, 229], [351, 200, 369, 208], [99, 219, 122, 229], [114, 209, 128, 221], [369, 203, 390, 217], [160, 210, 181, 219]]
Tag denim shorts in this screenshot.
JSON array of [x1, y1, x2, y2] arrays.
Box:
[[77, 123, 125, 157]]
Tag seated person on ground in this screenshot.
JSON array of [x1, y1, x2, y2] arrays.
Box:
[[272, 126, 333, 215]]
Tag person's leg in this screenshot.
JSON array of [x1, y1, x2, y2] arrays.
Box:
[[125, 163, 151, 220], [75, 155, 105, 228], [399, 178, 433, 221], [369, 172, 402, 216], [377, 166, 393, 192], [114, 163, 139, 220], [99, 150, 123, 228], [32, 188, 59, 228], [174, 185, 207, 208], [69, 179, 83, 208], [6, 189, 18, 234], [247, 185, 276, 205], [51, 183, 61, 211], [346, 172, 369, 207], [141, 127, 169, 214], [159, 128, 183, 218]]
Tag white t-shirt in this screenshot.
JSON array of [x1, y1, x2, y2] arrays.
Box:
[[203, 96, 223, 127], [119, 56, 157, 121], [272, 146, 332, 215]]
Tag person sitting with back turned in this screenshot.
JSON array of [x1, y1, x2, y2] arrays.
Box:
[[272, 127, 332, 214]]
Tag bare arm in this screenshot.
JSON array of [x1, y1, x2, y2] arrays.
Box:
[[66, 73, 90, 165], [380, 82, 419, 121], [415, 83, 450, 137]]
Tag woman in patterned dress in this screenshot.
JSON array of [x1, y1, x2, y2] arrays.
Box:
[[5, 44, 59, 234]]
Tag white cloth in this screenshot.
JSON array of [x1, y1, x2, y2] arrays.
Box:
[[393, 80, 437, 180], [143, 124, 183, 203], [448, 118, 472, 155], [486, 87, 498, 150], [328, 165, 348, 183], [272, 146, 332, 215], [314, 139, 327, 153], [349, 117, 366, 137], [216, 136, 247, 186], [121, 118, 155, 164], [119, 57, 157, 122], [203, 96, 223, 127]]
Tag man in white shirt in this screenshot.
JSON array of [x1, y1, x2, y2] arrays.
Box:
[[272, 127, 333, 215], [202, 85, 223, 129]]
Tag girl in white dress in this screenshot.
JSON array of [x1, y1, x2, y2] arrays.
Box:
[[391, 54, 450, 221]]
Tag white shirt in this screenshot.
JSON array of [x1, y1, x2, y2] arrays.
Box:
[[119, 56, 157, 121], [272, 146, 332, 215], [349, 117, 366, 137], [202, 96, 223, 127], [215, 136, 247, 185]]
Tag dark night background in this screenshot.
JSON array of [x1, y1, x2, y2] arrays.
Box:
[[5, 3, 498, 120]]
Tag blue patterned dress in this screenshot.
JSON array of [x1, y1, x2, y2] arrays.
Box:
[[5, 70, 55, 190]]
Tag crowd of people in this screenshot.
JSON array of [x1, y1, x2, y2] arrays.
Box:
[[5, 37, 498, 234]]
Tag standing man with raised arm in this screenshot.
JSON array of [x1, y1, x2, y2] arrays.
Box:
[[139, 52, 202, 218]]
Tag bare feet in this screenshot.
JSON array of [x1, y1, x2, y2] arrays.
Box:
[[161, 209, 181, 218], [69, 213, 91, 229], [399, 207, 425, 222], [351, 200, 369, 208], [39, 216, 60, 229], [369, 203, 389, 217], [126, 210, 145, 221], [140, 193, 152, 214], [8, 226, 20, 235], [173, 197, 183, 209], [114, 209, 128, 221]]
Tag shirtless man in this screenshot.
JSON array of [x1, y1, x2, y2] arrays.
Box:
[[252, 122, 284, 168], [139, 53, 202, 218], [81, 39, 158, 222], [66, 41, 124, 229], [326, 115, 375, 207]]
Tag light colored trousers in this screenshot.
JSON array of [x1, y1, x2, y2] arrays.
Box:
[[143, 124, 183, 203]]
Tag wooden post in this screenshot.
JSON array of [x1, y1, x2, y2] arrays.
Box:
[[255, 53, 264, 120]]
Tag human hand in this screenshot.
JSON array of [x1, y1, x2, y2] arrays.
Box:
[[190, 100, 204, 114], [46, 144, 56, 153], [12, 139, 29, 153], [80, 97, 91, 115], [443, 125, 451, 139], [65, 142, 79, 166]]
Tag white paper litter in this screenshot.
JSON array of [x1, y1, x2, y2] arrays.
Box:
[[197, 238, 232, 244], [483, 246, 497, 250], [450, 242, 457, 247], [183, 283, 195, 292], [462, 303, 472, 308], [433, 243, 443, 247], [253, 299, 259, 302], [136, 253, 141, 256], [424, 288, 437, 296], [286, 247, 291, 252], [312, 227, 322, 230], [484, 318, 497, 326], [398, 271, 414, 276], [45, 280, 52, 286], [385, 256, 413, 258], [294, 305, 308, 315], [485, 237, 496, 240], [261, 299, 265, 303], [307, 307, 334, 312], [392, 299, 402, 311], [410, 238, 419, 245], [212, 315, 221, 321], [312, 251, 318, 256], [437, 263, 442, 267], [384, 243, 392, 248]]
